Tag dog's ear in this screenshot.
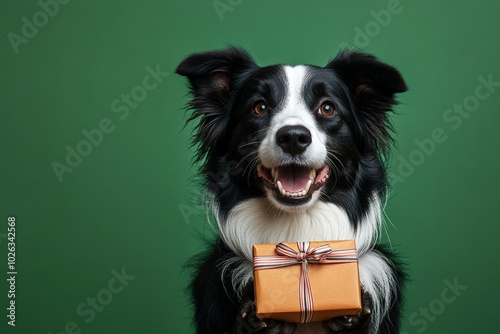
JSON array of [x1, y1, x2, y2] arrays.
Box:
[[176, 47, 257, 161], [326, 50, 407, 155]]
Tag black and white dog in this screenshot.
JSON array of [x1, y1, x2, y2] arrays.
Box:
[[176, 47, 407, 334]]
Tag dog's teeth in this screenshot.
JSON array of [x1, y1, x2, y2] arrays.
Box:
[[277, 180, 284, 193], [304, 179, 312, 193], [271, 167, 278, 180], [277, 182, 311, 198], [309, 169, 316, 180], [278, 182, 287, 197]]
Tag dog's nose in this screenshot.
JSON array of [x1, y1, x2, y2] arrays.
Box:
[[276, 125, 312, 156]]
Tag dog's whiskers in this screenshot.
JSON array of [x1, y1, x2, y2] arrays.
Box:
[[236, 150, 258, 170], [244, 155, 260, 186]]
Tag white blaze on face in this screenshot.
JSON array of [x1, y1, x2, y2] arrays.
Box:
[[258, 65, 327, 169]]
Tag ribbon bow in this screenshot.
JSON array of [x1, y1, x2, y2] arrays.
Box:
[[254, 242, 358, 323]]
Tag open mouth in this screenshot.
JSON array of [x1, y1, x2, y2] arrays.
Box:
[[257, 163, 330, 204]]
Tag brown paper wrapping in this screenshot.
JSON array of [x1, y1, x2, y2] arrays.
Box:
[[253, 240, 362, 323]]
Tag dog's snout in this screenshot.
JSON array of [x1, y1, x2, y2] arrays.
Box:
[[276, 125, 312, 156]]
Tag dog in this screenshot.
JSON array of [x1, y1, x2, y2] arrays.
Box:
[[176, 47, 407, 334]]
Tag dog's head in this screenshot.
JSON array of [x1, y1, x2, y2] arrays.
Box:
[[176, 47, 407, 216]]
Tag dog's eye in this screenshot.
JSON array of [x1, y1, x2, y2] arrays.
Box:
[[318, 102, 335, 116], [253, 102, 268, 115]]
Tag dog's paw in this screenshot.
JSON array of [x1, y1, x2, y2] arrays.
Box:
[[322, 314, 370, 334], [322, 290, 372, 333], [233, 300, 296, 334], [237, 300, 267, 332]]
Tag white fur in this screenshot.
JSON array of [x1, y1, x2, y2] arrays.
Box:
[[358, 250, 398, 333], [218, 197, 380, 261]]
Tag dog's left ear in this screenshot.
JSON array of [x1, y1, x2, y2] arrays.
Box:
[[326, 50, 408, 154]]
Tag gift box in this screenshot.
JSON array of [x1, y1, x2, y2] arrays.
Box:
[[253, 240, 362, 323]]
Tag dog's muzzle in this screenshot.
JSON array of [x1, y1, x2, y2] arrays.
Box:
[[257, 125, 330, 206]]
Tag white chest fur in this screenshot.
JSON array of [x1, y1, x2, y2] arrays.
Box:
[[217, 197, 381, 260]]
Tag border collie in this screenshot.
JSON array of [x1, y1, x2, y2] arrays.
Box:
[[176, 47, 407, 334]]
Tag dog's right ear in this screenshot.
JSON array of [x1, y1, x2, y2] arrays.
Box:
[[176, 47, 257, 161], [176, 47, 256, 96]]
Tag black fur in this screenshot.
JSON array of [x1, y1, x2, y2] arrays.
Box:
[[189, 239, 240, 332], [177, 47, 407, 334]]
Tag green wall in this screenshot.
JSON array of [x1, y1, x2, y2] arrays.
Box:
[[1, 1, 499, 333]]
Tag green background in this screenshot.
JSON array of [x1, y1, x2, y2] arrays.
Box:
[[1, 0, 499, 333]]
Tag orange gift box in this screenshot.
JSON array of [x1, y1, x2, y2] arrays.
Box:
[[253, 240, 362, 323]]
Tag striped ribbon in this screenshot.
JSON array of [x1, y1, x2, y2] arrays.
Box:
[[254, 242, 358, 323]]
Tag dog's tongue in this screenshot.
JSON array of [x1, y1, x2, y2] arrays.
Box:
[[277, 166, 310, 192]]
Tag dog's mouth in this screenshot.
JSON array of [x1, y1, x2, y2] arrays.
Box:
[[257, 164, 330, 205]]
